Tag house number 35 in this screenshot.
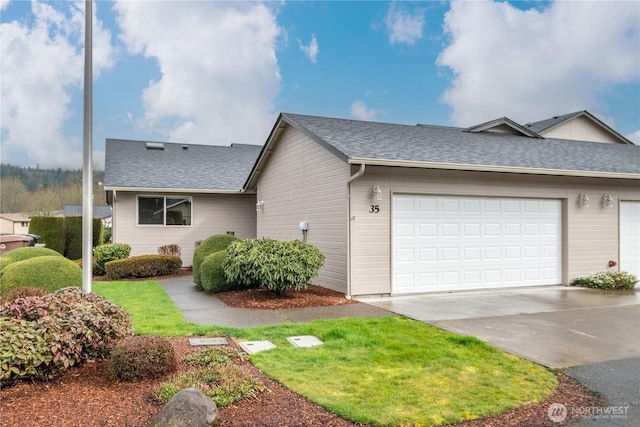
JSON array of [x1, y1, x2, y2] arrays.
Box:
[[369, 204, 380, 213]]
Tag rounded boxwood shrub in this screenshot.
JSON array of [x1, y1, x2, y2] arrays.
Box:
[[0, 256, 82, 294], [201, 251, 233, 294], [0, 246, 63, 276], [571, 270, 637, 290], [110, 335, 177, 381], [104, 254, 182, 280], [193, 234, 239, 288]]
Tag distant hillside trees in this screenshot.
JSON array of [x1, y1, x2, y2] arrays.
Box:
[[0, 177, 27, 213], [0, 164, 105, 214]]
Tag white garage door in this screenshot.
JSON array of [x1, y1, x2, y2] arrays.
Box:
[[393, 195, 562, 294], [620, 201, 640, 278]]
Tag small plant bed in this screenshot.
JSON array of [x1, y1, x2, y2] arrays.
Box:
[[216, 284, 359, 309], [0, 336, 602, 427]]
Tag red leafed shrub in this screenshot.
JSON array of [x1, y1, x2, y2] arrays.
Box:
[[110, 335, 177, 381], [0, 286, 49, 305], [0, 287, 132, 385]]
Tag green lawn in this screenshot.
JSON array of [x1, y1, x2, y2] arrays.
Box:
[[93, 280, 233, 336], [94, 280, 557, 426]]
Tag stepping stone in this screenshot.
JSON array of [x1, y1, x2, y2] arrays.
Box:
[[188, 337, 229, 346], [287, 335, 323, 348], [239, 340, 276, 354]]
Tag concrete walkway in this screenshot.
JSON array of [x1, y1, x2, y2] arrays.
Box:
[[158, 275, 391, 328]]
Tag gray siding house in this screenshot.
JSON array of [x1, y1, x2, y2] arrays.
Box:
[[105, 111, 640, 297], [104, 140, 261, 266]]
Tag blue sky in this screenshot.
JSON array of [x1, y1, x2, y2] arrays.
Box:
[[1, 0, 639, 169]]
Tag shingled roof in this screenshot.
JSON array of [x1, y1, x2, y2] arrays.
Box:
[[104, 139, 262, 192], [524, 110, 633, 144], [270, 113, 640, 178]]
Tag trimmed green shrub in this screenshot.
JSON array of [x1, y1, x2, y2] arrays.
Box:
[[571, 270, 637, 290], [0, 256, 82, 294], [94, 243, 131, 276], [64, 217, 104, 260], [224, 238, 325, 294], [0, 286, 49, 305], [201, 251, 233, 294], [104, 254, 182, 280], [193, 234, 239, 288], [1, 287, 132, 385], [29, 216, 65, 254], [0, 246, 63, 277], [110, 335, 177, 381]]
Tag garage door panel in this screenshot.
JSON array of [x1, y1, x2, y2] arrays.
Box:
[[393, 195, 562, 293], [620, 201, 640, 278]]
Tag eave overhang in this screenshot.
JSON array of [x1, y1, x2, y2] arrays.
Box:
[[347, 157, 640, 180]]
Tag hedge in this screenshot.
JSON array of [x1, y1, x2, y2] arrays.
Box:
[[29, 217, 65, 254], [64, 217, 104, 260], [28, 216, 104, 259], [105, 255, 182, 280]]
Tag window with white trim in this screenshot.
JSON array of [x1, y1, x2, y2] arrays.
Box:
[[137, 196, 192, 226]]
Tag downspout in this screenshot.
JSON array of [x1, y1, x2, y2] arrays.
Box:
[[111, 190, 116, 243], [346, 164, 366, 299]]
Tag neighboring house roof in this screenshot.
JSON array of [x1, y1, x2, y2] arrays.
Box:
[[524, 110, 633, 144], [104, 139, 262, 192], [0, 214, 31, 222], [246, 113, 640, 187], [64, 205, 112, 218], [465, 117, 542, 138]]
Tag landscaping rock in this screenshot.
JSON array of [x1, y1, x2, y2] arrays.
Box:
[[151, 388, 219, 427]]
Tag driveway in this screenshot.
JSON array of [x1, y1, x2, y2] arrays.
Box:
[[360, 286, 640, 426], [360, 286, 640, 368]]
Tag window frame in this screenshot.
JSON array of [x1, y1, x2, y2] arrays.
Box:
[[136, 195, 193, 227]]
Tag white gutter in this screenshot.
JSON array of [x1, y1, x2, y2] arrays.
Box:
[[345, 164, 366, 299], [347, 158, 640, 180], [103, 187, 246, 194]]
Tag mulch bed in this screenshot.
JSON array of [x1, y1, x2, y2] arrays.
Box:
[[0, 336, 604, 427], [216, 284, 359, 309]]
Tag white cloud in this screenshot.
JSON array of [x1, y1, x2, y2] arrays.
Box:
[[114, 1, 281, 146], [626, 130, 640, 145], [350, 100, 377, 121], [1, 0, 10, 12], [385, 3, 425, 45], [0, 1, 115, 169], [437, 1, 640, 127], [298, 34, 318, 63]]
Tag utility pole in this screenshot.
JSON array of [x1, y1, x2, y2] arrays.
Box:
[[82, 0, 93, 293]]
